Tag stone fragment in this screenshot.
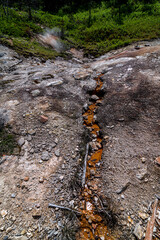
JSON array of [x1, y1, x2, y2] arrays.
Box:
[[55, 149, 60, 157], [6, 227, 12, 233], [90, 95, 99, 101], [136, 167, 148, 180], [39, 177, 44, 183], [155, 156, 160, 166], [133, 223, 143, 240], [116, 182, 130, 194], [11, 193, 16, 198], [21, 230, 26, 235], [141, 157, 146, 163], [3, 237, 9, 240], [139, 211, 149, 220], [41, 151, 49, 161], [1, 210, 7, 218], [39, 115, 48, 123], [12, 236, 28, 240], [28, 129, 36, 135], [32, 209, 41, 219], [74, 71, 91, 80], [31, 89, 40, 97], [24, 176, 29, 182], [18, 137, 25, 147]]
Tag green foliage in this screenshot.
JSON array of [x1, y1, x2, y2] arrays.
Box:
[[0, 128, 18, 157], [0, 1, 160, 58]]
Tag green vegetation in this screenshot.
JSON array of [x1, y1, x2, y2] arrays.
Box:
[[0, 1, 160, 58], [0, 128, 18, 157]]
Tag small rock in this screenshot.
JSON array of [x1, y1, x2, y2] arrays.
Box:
[[55, 149, 60, 157], [21, 229, 26, 235], [155, 156, 160, 166], [74, 71, 91, 80], [18, 137, 25, 147], [133, 223, 143, 240], [59, 175, 64, 180], [3, 236, 9, 240], [1, 210, 7, 218], [24, 176, 29, 182], [116, 182, 130, 194], [39, 115, 48, 123], [0, 225, 5, 231], [136, 167, 148, 180], [6, 227, 12, 233], [141, 157, 146, 163], [31, 89, 41, 97], [32, 209, 41, 219], [28, 129, 36, 135], [41, 151, 49, 161], [139, 211, 149, 220], [39, 177, 44, 183], [83, 103, 88, 111], [12, 236, 28, 240], [0, 52, 5, 58], [90, 95, 99, 101], [11, 193, 16, 198]]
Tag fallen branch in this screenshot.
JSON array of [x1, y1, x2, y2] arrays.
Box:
[[145, 198, 158, 240], [9, 60, 23, 70], [82, 143, 89, 188], [48, 203, 81, 215], [0, 158, 7, 165]]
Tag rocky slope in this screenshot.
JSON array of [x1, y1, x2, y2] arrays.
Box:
[[0, 40, 160, 240]]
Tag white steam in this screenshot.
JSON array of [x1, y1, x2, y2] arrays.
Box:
[[38, 28, 64, 52]]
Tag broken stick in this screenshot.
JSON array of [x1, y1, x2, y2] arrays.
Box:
[[48, 203, 81, 215], [82, 143, 89, 188], [145, 198, 158, 240]]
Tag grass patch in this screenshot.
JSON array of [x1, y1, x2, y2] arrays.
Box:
[[0, 128, 18, 157], [0, 2, 160, 58]]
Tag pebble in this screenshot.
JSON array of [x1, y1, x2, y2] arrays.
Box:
[[18, 137, 25, 147], [12, 236, 28, 240], [139, 211, 149, 220], [155, 156, 160, 166], [136, 167, 148, 180], [11, 193, 16, 198], [21, 229, 26, 235], [3, 237, 9, 240], [31, 89, 41, 97], [24, 176, 29, 181], [39, 115, 48, 123], [6, 227, 12, 233], [55, 149, 60, 157], [28, 129, 36, 135], [41, 151, 49, 161], [141, 157, 146, 163], [91, 95, 99, 101], [39, 177, 44, 183], [1, 210, 7, 218], [32, 209, 41, 219], [133, 223, 143, 240]]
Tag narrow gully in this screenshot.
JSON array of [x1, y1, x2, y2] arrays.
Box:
[[77, 74, 114, 240]]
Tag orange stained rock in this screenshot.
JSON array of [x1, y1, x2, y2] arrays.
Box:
[[78, 74, 114, 240]]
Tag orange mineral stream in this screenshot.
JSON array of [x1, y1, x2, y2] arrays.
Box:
[[77, 75, 114, 240]]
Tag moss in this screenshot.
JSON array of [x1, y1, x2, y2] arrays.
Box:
[[0, 128, 18, 157]]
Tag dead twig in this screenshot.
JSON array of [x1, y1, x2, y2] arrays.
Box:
[[145, 199, 158, 240], [9, 60, 23, 70], [82, 143, 89, 188], [93, 193, 112, 220], [48, 203, 81, 216], [0, 158, 7, 165]]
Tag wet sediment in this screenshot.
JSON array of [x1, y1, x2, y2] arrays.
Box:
[[77, 74, 114, 240]]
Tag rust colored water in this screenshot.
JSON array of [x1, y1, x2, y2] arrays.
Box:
[[77, 75, 114, 240]]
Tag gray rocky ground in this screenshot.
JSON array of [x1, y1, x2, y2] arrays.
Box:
[[0, 40, 160, 240]]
